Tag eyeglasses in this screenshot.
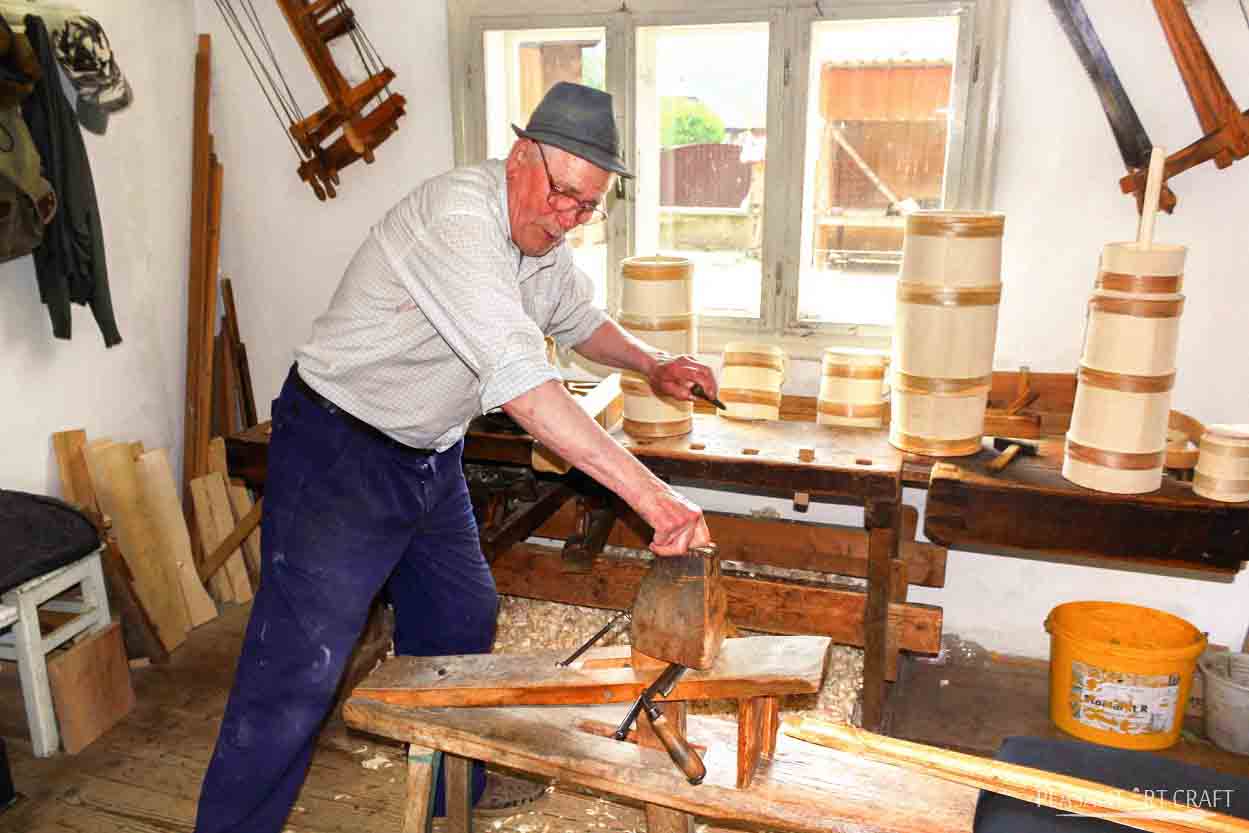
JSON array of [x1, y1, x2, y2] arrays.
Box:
[[535, 142, 608, 225]]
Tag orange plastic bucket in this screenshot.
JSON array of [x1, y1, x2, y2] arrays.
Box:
[[1045, 601, 1206, 750]]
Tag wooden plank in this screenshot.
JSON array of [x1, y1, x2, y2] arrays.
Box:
[[536, 501, 946, 588], [135, 450, 217, 629], [47, 622, 135, 754], [84, 443, 189, 653], [52, 429, 96, 513], [403, 746, 439, 833], [490, 544, 942, 653], [617, 415, 901, 503], [532, 374, 623, 474], [189, 473, 252, 602], [924, 457, 1249, 569], [199, 496, 263, 588], [98, 536, 169, 664], [354, 636, 828, 707], [193, 154, 225, 497], [183, 34, 213, 499], [445, 754, 472, 833], [786, 717, 1249, 833], [221, 278, 258, 428], [861, 502, 901, 732], [205, 437, 253, 596], [340, 701, 978, 833], [227, 484, 263, 585]]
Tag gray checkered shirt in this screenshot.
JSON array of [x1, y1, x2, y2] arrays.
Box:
[[296, 160, 608, 451]]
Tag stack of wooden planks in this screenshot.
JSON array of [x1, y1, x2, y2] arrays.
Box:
[[52, 428, 262, 663]]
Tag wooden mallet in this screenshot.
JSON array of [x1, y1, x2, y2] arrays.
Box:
[[987, 437, 1040, 473]]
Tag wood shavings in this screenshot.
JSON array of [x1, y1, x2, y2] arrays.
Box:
[[361, 754, 394, 770]]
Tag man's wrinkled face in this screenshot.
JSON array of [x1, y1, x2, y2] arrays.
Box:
[[505, 140, 612, 257]]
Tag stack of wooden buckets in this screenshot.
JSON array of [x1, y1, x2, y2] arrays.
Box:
[[617, 255, 696, 438], [888, 210, 1006, 457], [1063, 150, 1186, 494]]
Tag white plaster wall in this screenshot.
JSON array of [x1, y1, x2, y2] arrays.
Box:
[[686, 0, 1249, 658], [0, 0, 195, 496], [194, 1, 455, 416], [198, 0, 1249, 656]]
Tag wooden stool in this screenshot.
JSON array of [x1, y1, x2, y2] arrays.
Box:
[[0, 491, 111, 757], [350, 636, 826, 790], [342, 701, 979, 833]]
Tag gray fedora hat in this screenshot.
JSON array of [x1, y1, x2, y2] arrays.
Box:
[[512, 82, 633, 178]]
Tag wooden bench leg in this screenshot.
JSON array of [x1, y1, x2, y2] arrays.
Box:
[[861, 498, 901, 732], [403, 744, 441, 833], [638, 701, 694, 833], [445, 753, 473, 833], [735, 695, 779, 789]]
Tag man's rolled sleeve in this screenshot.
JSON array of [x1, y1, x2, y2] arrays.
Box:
[[545, 252, 611, 349]]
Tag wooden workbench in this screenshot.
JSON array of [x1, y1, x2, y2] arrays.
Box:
[[225, 413, 1249, 729]]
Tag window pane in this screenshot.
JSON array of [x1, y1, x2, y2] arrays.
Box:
[[483, 27, 609, 308], [797, 16, 960, 326], [635, 23, 769, 319]]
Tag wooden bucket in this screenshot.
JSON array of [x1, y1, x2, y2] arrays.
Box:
[[1063, 242, 1187, 494], [719, 342, 785, 421], [889, 211, 1004, 456], [618, 256, 696, 438], [817, 348, 889, 428], [1193, 424, 1249, 503]]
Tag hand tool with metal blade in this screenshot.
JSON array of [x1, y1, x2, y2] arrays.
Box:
[[612, 662, 706, 784], [1047, 0, 1177, 211]]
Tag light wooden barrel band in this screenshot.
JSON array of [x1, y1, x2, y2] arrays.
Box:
[[822, 363, 887, 380], [893, 372, 992, 396], [1198, 441, 1249, 459], [621, 262, 692, 281], [720, 388, 783, 408], [1065, 438, 1164, 471], [618, 313, 695, 332], [818, 401, 887, 419], [622, 417, 692, 439], [1193, 473, 1249, 494], [906, 213, 1005, 238], [1088, 296, 1184, 318], [1077, 366, 1176, 394], [723, 352, 785, 373], [896, 284, 1002, 307], [891, 432, 982, 457], [1096, 271, 1184, 294]]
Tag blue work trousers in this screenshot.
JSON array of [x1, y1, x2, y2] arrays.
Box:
[[194, 370, 498, 833]]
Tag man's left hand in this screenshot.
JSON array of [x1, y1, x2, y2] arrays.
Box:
[[648, 354, 719, 403]]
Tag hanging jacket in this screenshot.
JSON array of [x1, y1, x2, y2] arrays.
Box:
[[21, 14, 120, 347]]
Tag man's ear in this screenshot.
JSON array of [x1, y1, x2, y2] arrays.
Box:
[[504, 140, 531, 178]]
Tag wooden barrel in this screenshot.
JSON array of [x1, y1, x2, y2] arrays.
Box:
[[817, 348, 889, 428], [720, 342, 785, 421], [889, 211, 1005, 456], [1063, 242, 1187, 494], [618, 256, 696, 438], [1193, 424, 1249, 503]]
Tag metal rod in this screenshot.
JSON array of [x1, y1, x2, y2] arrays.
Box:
[[556, 610, 629, 667]]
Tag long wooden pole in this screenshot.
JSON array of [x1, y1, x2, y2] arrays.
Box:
[[784, 717, 1249, 833]]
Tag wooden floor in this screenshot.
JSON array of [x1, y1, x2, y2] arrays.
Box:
[[4, 612, 1247, 832], [884, 634, 1249, 778], [0, 604, 649, 833]]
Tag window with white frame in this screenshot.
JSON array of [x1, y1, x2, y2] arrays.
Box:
[[448, 1, 1004, 355]]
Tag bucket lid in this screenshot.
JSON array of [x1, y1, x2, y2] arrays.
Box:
[[1044, 601, 1207, 661]]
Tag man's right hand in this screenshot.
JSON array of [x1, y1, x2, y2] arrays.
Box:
[[633, 485, 711, 556]]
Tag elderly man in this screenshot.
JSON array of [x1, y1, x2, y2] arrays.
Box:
[[194, 82, 718, 833]]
